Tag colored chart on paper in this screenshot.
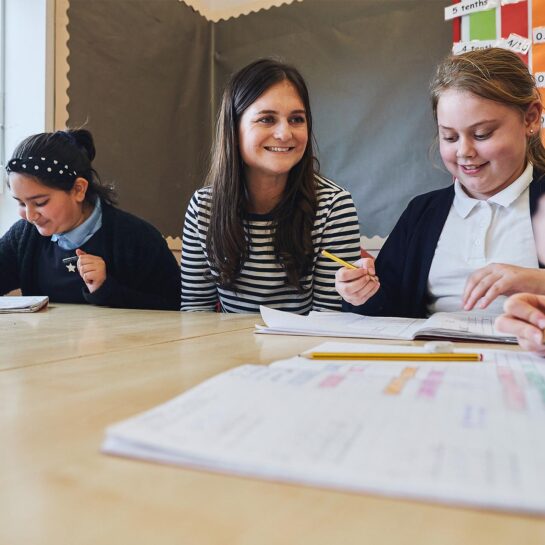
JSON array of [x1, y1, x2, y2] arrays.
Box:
[[104, 341, 545, 514], [451, 0, 529, 64]]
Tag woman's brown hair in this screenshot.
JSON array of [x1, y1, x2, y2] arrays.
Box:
[[205, 58, 318, 290]]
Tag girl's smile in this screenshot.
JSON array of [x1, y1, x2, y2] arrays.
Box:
[[437, 88, 539, 199], [9, 173, 89, 236]]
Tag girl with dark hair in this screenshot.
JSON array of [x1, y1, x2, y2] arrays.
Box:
[[181, 59, 361, 313], [336, 48, 545, 318], [1, 129, 180, 310]]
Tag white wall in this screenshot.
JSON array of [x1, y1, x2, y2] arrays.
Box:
[[0, 0, 54, 234]]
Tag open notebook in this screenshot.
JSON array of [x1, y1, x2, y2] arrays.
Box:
[[256, 306, 517, 344], [0, 296, 49, 313], [102, 342, 545, 514]]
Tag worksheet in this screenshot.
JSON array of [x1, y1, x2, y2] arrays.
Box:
[[103, 345, 545, 514], [256, 306, 516, 343]]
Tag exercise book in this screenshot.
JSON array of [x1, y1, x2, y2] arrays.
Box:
[[0, 296, 49, 313], [256, 306, 517, 343], [102, 342, 545, 514]]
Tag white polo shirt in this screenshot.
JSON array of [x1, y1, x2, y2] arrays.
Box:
[[427, 163, 539, 314]]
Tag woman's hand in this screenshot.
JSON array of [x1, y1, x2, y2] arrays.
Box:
[[335, 257, 380, 306], [462, 264, 545, 310], [76, 249, 107, 293], [495, 293, 545, 355]]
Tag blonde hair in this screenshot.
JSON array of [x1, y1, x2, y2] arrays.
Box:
[[430, 47, 545, 172]]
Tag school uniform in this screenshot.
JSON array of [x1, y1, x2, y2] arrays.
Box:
[[0, 201, 181, 310], [344, 167, 545, 318]]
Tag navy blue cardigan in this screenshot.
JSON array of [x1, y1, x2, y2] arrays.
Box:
[[0, 203, 181, 310], [344, 171, 545, 318]]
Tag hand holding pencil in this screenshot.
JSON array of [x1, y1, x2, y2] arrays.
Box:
[[322, 250, 381, 306]]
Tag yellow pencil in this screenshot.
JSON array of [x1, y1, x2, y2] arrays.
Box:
[[304, 352, 483, 362], [321, 250, 358, 269], [321, 250, 378, 281]]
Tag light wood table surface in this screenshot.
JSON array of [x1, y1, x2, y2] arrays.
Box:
[[1, 304, 544, 545], [0, 303, 257, 371]]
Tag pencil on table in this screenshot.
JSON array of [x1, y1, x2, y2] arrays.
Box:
[[304, 352, 483, 362]]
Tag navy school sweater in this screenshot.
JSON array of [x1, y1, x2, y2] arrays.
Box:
[[344, 170, 545, 318], [0, 202, 181, 310]]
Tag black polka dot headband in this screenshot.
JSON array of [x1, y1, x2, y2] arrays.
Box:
[[6, 156, 78, 183]]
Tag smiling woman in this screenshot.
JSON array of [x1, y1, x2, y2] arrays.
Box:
[[181, 58, 361, 314], [237, 79, 309, 208]]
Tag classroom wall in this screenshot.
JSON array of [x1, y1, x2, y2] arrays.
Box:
[[55, 0, 70, 130], [0, 0, 55, 235], [67, 0, 212, 240], [66, 0, 453, 243], [212, 0, 453, 241]]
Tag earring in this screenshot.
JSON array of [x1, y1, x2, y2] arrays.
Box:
[[530, 129, 535, 135]]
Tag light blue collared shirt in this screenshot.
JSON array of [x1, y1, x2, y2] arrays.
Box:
[[51, 198, 103, 250]]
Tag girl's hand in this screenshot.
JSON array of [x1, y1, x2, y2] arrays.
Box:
[[495, 293, 545, 355], [335, 257, 380, 306], [463, 264, 545, 310], [76, 249, 107, 293]]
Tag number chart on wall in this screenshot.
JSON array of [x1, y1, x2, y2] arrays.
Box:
[[446, 0, 545, 126]]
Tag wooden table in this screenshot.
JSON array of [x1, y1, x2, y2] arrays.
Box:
[[1, 304, 543, 544]]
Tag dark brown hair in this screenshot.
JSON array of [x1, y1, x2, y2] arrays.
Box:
[[9, 129, 117, 205], [205, 58, 318, 290]]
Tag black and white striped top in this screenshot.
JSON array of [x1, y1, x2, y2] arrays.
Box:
[[181, 175, 361, 313]]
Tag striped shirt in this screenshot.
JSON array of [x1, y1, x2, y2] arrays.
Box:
[[181, 175, 361, 313]]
